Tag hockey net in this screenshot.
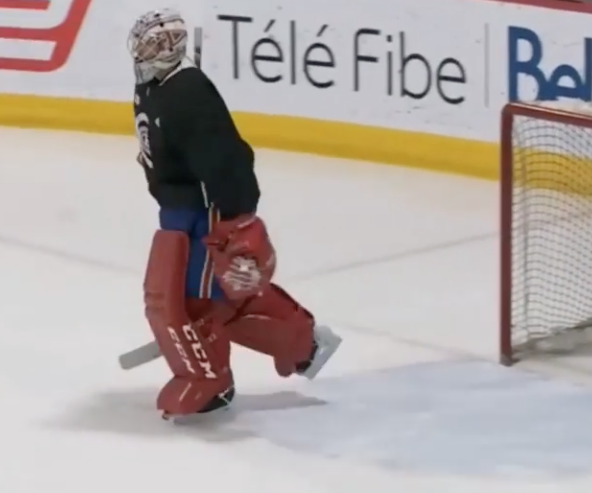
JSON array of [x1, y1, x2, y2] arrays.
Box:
[[501, 101, 592, 365]]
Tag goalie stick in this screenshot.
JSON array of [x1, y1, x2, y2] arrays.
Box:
[[119, 325, 342, 373], [119, 341, 162, 370]]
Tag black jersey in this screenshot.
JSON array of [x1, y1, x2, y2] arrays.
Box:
[[133, 62, 260, 219]]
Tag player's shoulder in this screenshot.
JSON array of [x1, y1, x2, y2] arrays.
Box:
[[160, 60, 208, 95]]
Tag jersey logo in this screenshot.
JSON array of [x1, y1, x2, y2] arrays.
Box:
[[134, 112, 154, 169]]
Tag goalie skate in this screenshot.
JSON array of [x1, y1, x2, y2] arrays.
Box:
[[296, 325, 342, 380], [163, 385, 236, 424]]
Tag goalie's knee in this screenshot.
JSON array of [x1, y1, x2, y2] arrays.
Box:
[[144, 230, 189, 327]]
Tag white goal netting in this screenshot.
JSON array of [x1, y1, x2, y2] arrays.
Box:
[[508, 101, 592, 357]]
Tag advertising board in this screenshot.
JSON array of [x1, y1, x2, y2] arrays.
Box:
[[199, 0, 592, 175], [0, 0, 92, 73], [505, 7, 592, 102], [1, 0, 592, 179], [201, 0, 486, 141]]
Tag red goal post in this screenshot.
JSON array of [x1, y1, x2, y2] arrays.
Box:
[[500, 101, 592, 365]]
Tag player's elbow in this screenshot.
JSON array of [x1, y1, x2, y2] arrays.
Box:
[[197, 149, 259, 220]]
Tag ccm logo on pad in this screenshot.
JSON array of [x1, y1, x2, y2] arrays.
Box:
[[0, 0, 92, 72]]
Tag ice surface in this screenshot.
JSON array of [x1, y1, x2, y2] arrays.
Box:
[[0, 127, 590, 492]]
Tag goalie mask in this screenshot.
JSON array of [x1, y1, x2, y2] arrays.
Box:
[[128, 9, 188, 84]]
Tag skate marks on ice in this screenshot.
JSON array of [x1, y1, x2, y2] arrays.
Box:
[[241, 361, 592, 479], [44, 387, 327, 443]]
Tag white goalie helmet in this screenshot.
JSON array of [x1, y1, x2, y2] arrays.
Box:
[[128, 8, 188, 84]]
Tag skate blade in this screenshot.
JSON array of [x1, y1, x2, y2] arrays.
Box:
[[163, 387, 235, 424], [301, 326, 342, 380], [164, 405, 233, 425]]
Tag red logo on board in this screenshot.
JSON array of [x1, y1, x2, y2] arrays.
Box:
[[0, 0, 93, 72]]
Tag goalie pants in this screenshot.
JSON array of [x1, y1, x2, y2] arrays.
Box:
[[159, 207, 224, 300]]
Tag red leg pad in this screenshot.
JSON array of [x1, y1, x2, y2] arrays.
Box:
[[144, 230, 232, 415], [226, 284, 314, 377]]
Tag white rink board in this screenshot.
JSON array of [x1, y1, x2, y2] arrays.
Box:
[[3, 0, 592, 142], [201, 0, 592, 141], [203, 0, 486, 140]]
